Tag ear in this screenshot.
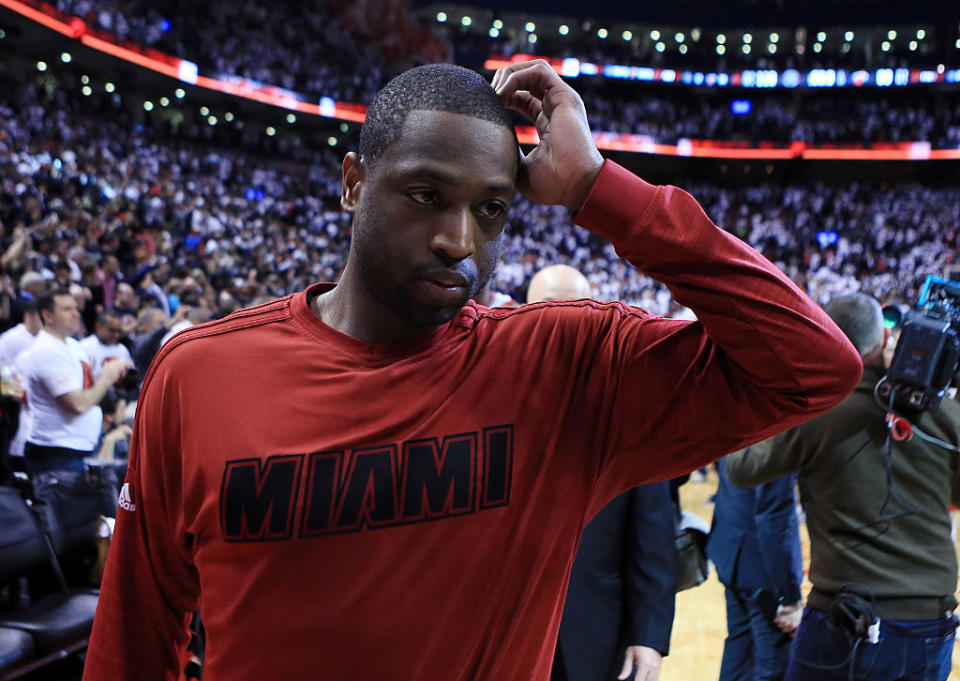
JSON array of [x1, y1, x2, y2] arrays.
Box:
[[341, 152, 365, 215]]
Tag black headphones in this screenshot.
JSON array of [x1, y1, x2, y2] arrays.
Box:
[[830, 583, 879, 640]]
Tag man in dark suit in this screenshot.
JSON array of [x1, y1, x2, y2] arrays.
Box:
[[554, 485, 677, 681], [707, 457, 803, 681]]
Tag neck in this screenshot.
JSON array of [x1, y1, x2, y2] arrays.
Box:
[[44, 326, 67, 342], [313, 263, 423, 345]]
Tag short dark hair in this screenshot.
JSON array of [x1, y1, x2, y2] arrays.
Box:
[[359, 64, 515, 171], [97, 308, 123, 325], [37, 288, 72, 318], [824, 293, 884, 357]]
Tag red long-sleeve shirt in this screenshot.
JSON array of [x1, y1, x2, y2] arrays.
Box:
[[83, 162, 861, 681]]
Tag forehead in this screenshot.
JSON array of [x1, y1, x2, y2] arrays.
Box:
[[375, 110, 518, 189], [53, 295, 76, 308]]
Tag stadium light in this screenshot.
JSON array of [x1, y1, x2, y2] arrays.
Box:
[[60, 52, 71, 63], [529, 33, 537, 43], [622, 30, 632, 41], [842, 42, 851, 53], [816, 31, 826, 42], [36, 61, 47, 71], [436, 12, 446, 22], [175, 88, 185, 98], [717, 33, 726, 44], [492, 19, 502, 29], [558, 24, 569, 35], [327, 136, 337, 146], [917, 29, 925, 39], [742, 44, 751, 54], [81, 86, 92, 96], [743, 33, 752, 43], [143, 101, 153, 111], [225, 112, 234, 121], [525, 22, 535, 32], [200, 106, 209, 116], [690, 28, 701, 41], [460, 16, 471, 26], [160, 96, 169, 106], [650, 30, 660, 40], [909, 40, 918, 51], [208, 115, 217, 125], [813, 42, 822, 52], [655, 41, 665, 51], [286, 113, 296, 124], [845, 31, 854, 41], [675, 32, 684, 43], [769, 32, 779, 43], [882, 40, 891, 51], [768, 44, 777, 53], [796, 44, 805, 54], [597, 28, 608, 39], [887, 30, 896, 40], [489, 28, 499, 38], [81, 75, 89, 84], [266, 126, 276, 136], [679, 44, 688, 54], [716, 45, 726, 55], [339, 122, 348, 132], [956, 39, 960, 49], [105, 82, 115, 92]]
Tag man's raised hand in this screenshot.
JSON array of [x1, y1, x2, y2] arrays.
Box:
[[492, 59, 603, 212]]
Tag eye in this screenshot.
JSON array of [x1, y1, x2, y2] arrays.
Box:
[[408, 189, 438, 205], [476, 201, 507, 220]]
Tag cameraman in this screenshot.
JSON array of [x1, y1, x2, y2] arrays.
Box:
[[726, 293, 960, 681]]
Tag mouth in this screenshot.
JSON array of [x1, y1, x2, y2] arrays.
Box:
[[415, 271, 471, 306]]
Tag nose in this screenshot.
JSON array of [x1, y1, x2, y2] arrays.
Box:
[[430, 209, 475, 263]]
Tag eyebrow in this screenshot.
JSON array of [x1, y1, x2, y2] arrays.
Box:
[[395, 165, 514, 194]]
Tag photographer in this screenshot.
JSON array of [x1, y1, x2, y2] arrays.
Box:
[[726, 293, 960, 681]]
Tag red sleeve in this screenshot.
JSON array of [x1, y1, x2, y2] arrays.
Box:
[[572, 161, 862, 511], [82, 360, 199, 681]]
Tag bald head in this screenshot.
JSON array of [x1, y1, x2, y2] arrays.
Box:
[[526, 265, 592, 303]]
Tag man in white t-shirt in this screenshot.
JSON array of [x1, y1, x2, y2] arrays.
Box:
[[0, 300, 43, 367], [79, 309, 133, 379], [17, 289, 131, 476], [0, 300, 43, 466]]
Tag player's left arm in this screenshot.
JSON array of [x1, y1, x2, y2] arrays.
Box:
[[495, 60, 861, 488]]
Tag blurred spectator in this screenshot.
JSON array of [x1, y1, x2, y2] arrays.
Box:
[[16, 289, 130, 476]]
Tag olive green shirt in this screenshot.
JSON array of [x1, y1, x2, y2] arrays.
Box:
[[726, 365, 960, 620]]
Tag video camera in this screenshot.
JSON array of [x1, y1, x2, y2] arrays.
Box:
[[878, 276, 960, 414]]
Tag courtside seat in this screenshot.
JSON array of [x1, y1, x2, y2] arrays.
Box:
[[0, 627, 34, 676], [0, 485, 99, 677], [0, 592, 97, 657]]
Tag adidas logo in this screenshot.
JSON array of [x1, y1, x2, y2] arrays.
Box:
[[118, 482, 137, 512]]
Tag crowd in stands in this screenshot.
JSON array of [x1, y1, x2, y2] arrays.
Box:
[[582, 92, 960, 147], [2, 63, 956, 339], [53, 0, 390, 103], [43, 0, 960, 152]]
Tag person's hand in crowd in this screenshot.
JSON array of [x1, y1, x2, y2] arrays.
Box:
[[97, 424, 133, 461], [101, 358, 133, 386], [618, 645, 663, 681], [774, 601, 803, 634], [168, 303, 191, 328], [492, 59, 604, 212]]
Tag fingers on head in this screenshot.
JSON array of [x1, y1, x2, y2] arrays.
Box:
[[495, 59, 557, 100]]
